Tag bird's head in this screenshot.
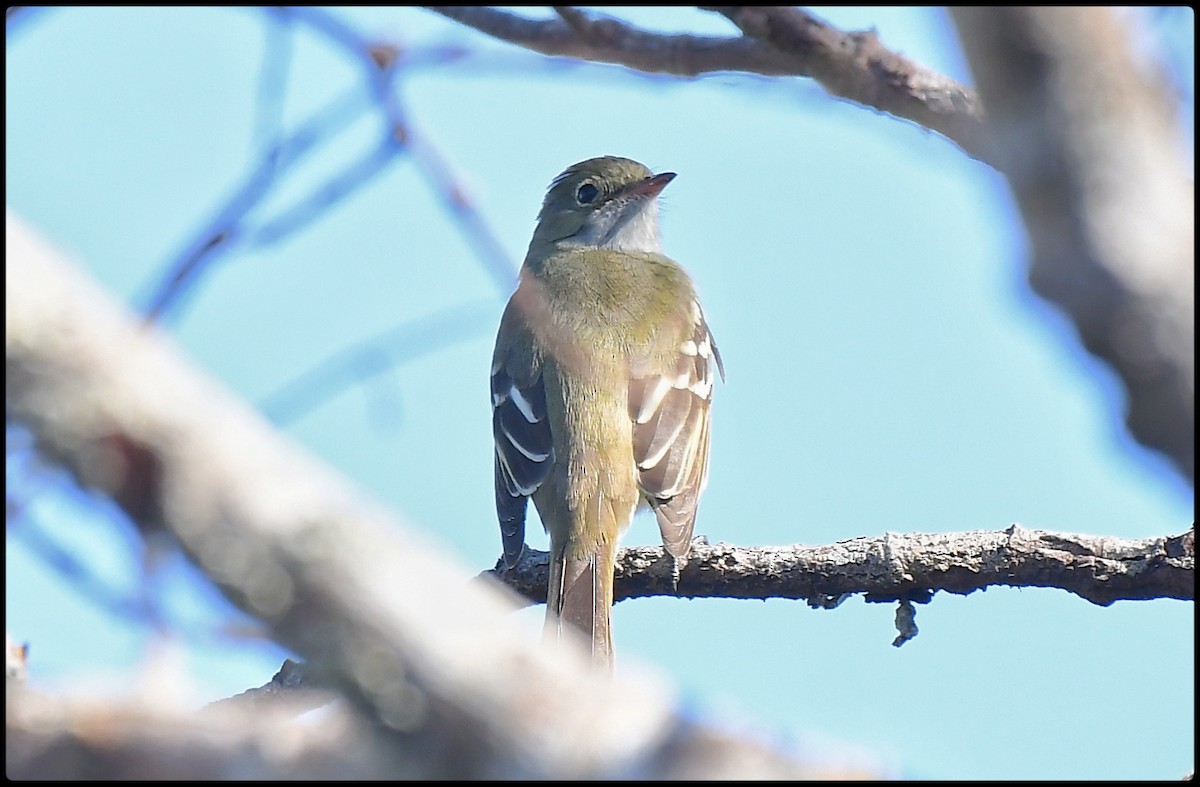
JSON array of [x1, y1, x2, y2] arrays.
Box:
[[530, 156, 675, 255]]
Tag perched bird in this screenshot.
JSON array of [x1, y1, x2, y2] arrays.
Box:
[[490, 156, 723, 668]]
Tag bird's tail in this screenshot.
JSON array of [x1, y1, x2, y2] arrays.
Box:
[[546, 539, 617, 669]]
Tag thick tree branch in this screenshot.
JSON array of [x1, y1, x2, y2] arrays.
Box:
[[5, 213, 841, 779], [950, 7, 1194, 483], [6, 684, 418, 780], [704, 6, 987, 158], [488, 526, 1195, 609], [424, 6, 987, 160], [7, 678, 872, 780], [424, 5, 798, 76]]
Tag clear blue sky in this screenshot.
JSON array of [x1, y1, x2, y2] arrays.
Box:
[[5, 6, 1194, 779]]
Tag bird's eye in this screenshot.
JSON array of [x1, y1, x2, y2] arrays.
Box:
[[575, 182, 600, 205]]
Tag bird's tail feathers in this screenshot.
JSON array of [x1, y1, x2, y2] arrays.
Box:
[[546, 541, 616, 669]]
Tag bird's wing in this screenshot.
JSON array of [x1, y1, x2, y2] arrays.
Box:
[[629, 300, 723, 557], [491, 315, 554, 568]]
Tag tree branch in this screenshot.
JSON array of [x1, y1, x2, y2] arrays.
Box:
[[704, 6, 987, 158], [424, 5, 799, 77], [424, 6, 988, 160], [950, 7, 1194, 483], [6, 683, 417, 780], [487, 526, 1195, 609]]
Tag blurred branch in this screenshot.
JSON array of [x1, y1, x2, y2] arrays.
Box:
[[287, 6, 518, 294], [6, 213, 836, 779], [402, 130, 519, 294], [142, 6, 517, 323], [243, 134, 400, 248], [251, 6, 294, 161], [6, 454, 271, 651], [6, 443, 152, 625], [489, 525, 1195, 609], [7, 508, 148, 623], [424, 5, 989, 161], [141, 83, 377, 321], [259, 300, 495, 426], [7, 685, 416, 780], [950, 7, 1195, 484], [7, 677, 870, 780]]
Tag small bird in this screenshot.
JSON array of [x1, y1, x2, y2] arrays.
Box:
[[490, 156, 723, 668]]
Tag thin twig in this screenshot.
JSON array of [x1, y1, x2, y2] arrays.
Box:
[[259, 300, 496, 425]]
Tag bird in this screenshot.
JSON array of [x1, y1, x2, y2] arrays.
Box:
[[490, 155, 723, 668]]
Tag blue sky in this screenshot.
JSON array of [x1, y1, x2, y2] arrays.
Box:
[[5, 6, 1194, 779]]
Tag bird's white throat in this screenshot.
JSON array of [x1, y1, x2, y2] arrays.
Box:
[[574, 197, 663, 254]]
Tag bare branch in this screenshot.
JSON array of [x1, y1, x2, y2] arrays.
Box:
[[424, 5, 799, 77], [705, 6, 987, 158], [425, 6, 988, 160], [950, 7, 1195, 483], [488, 526, 1195, 609], [551, 6, 595, 40]]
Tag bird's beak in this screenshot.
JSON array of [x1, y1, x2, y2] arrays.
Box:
[[623, 172, 676, 199]]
